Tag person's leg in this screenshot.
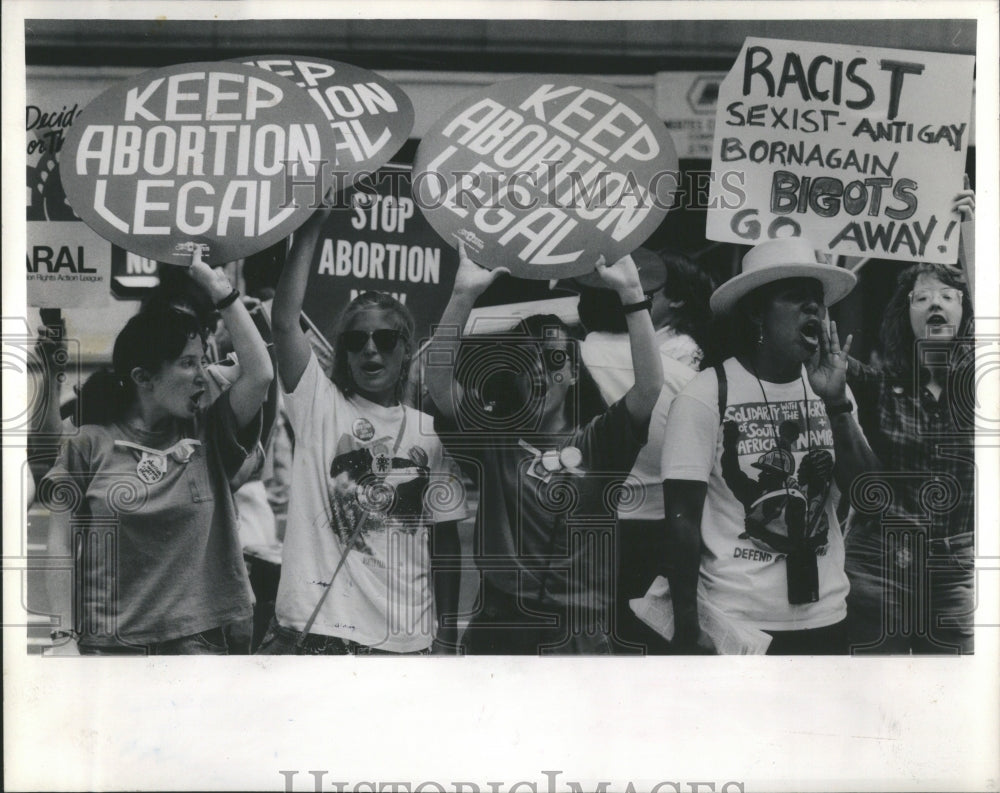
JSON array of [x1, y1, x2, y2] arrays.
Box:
[[913, 542, 975, 655], [845, 523, 913, 655]]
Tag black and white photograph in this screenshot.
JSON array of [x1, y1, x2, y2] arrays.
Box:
[[4, 1, 998, 790]]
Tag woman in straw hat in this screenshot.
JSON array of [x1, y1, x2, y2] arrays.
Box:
[[659, 237, 877, 654]]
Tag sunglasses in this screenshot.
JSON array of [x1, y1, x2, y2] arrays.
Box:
[[342, 329, 405, 354]]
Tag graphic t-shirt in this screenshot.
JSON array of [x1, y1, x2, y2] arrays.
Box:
[[278, 353, 465, 652], [438, 398, 646, 620], [660, 357, 852, 631], [41, 393, 258, 647]]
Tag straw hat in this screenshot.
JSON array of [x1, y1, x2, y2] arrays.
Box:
[[709, 238, 857, 315]]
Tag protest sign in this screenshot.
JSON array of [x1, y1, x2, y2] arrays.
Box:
[[239, 56, 414, 186], [26, 221, 112, 308], [707, 38, 975, 264], [59, 61, 338, 266], [302, 166, 460, 347], [413, 75, 678, 280]]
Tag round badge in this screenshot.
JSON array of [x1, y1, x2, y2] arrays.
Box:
[[559, 446, 583, 469], [408, 445, 429, 468], [541, 450, 562, 472], [136, 453, 166, 484], [352, 418, 375, 441]]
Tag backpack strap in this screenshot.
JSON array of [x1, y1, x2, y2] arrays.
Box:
[[714, 363, 727, 424]]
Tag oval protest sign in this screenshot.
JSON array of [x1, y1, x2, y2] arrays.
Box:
[[238, 56, 414, 186], [60, 61, 338, 266], [413, 75, 678, 280]]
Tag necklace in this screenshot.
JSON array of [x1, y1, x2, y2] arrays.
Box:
[[749, 364, 812, 522]]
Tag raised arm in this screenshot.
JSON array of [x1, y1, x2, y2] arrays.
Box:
[[953, 180, 975, 299], [188, 248, 272, 429], [806, 320, 879, 493], [424, 241, 508, 422], [592, 254, 663, 428], [272, 206, 331, 391]]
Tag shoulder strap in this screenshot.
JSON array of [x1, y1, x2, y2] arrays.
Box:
[[714, 363, 727, 424]]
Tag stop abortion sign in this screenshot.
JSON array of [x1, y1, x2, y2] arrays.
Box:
[[413, 75, 678, 280], [60, 61, 338, 266]]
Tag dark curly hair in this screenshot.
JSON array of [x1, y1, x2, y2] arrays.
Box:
[[878, 263, 973, 379], [77, 307, 203, 426], [330, 291, 415, 401]]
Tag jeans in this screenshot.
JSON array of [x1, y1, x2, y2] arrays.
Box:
[[845, 523, 974, 655], [254, 618, 431, 655], [77, 627, 229, 656]]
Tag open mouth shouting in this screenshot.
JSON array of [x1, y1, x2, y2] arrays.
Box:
[[189, 388, 205, 412], [800, 318, 822, 353], [359, 360, 386, 378], [924, 312, 956, 337]]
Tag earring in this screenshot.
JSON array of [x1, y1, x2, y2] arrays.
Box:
[[757, 324, 764, 345]]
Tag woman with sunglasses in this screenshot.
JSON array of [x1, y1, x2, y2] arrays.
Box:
[[424, 244, 663, 654], [39, 248, 273, 654], [660, 238, 877, 654], [844, 191, 976, 654], [261, 206, 464, 655]]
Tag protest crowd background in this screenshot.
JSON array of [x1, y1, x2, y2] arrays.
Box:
[[19, 18, 981, 658]]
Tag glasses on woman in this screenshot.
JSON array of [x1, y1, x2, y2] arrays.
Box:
[[909, 287, 962, 307], [341, 329, 404, 354]]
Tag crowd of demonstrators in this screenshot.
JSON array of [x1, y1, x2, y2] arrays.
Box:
[[844, 192, 976, 654], [424, 243, 663, 654], [259, 205, 465, 655], [29, 184, 977, 657], [37, 248, 272, 655], [661, 238, 879, 654]]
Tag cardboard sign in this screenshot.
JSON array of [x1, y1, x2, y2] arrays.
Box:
[[413, 75, 678, 280], [301, 166, 459, 347], [59, 61, 338, 266], [26, 221, 112, 308], [239, 56, 414, 185], [707, 38, 975, 263]]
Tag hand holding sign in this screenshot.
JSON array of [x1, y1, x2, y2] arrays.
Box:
[[186, 244, 236, 304], [454, 240, 510, 300], [592, 253, 645, 303]]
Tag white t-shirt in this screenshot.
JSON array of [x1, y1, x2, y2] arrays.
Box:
[[580, 328, 702, 405], [578, 329, 702, 521], [277, 354, 465, 652], [660, 357, 852, 631]]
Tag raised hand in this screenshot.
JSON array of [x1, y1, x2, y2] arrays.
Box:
[[452, 241, 510, 299], [186, 244, 234, 304], [593, 253, 644, 302], [806, 319, 853, 404], [953, 175, 975, 221]]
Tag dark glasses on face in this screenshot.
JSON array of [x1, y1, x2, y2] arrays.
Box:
[[342, 329, 404, 354]]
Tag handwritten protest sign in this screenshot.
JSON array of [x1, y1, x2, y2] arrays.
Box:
[[302, 166, 459, 347], [26, 221, 112, 308], [413, 75, 678, 280], [59, 62, 337, 266], [707, 38, 975, 263], [239, 56, 414, 186]]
